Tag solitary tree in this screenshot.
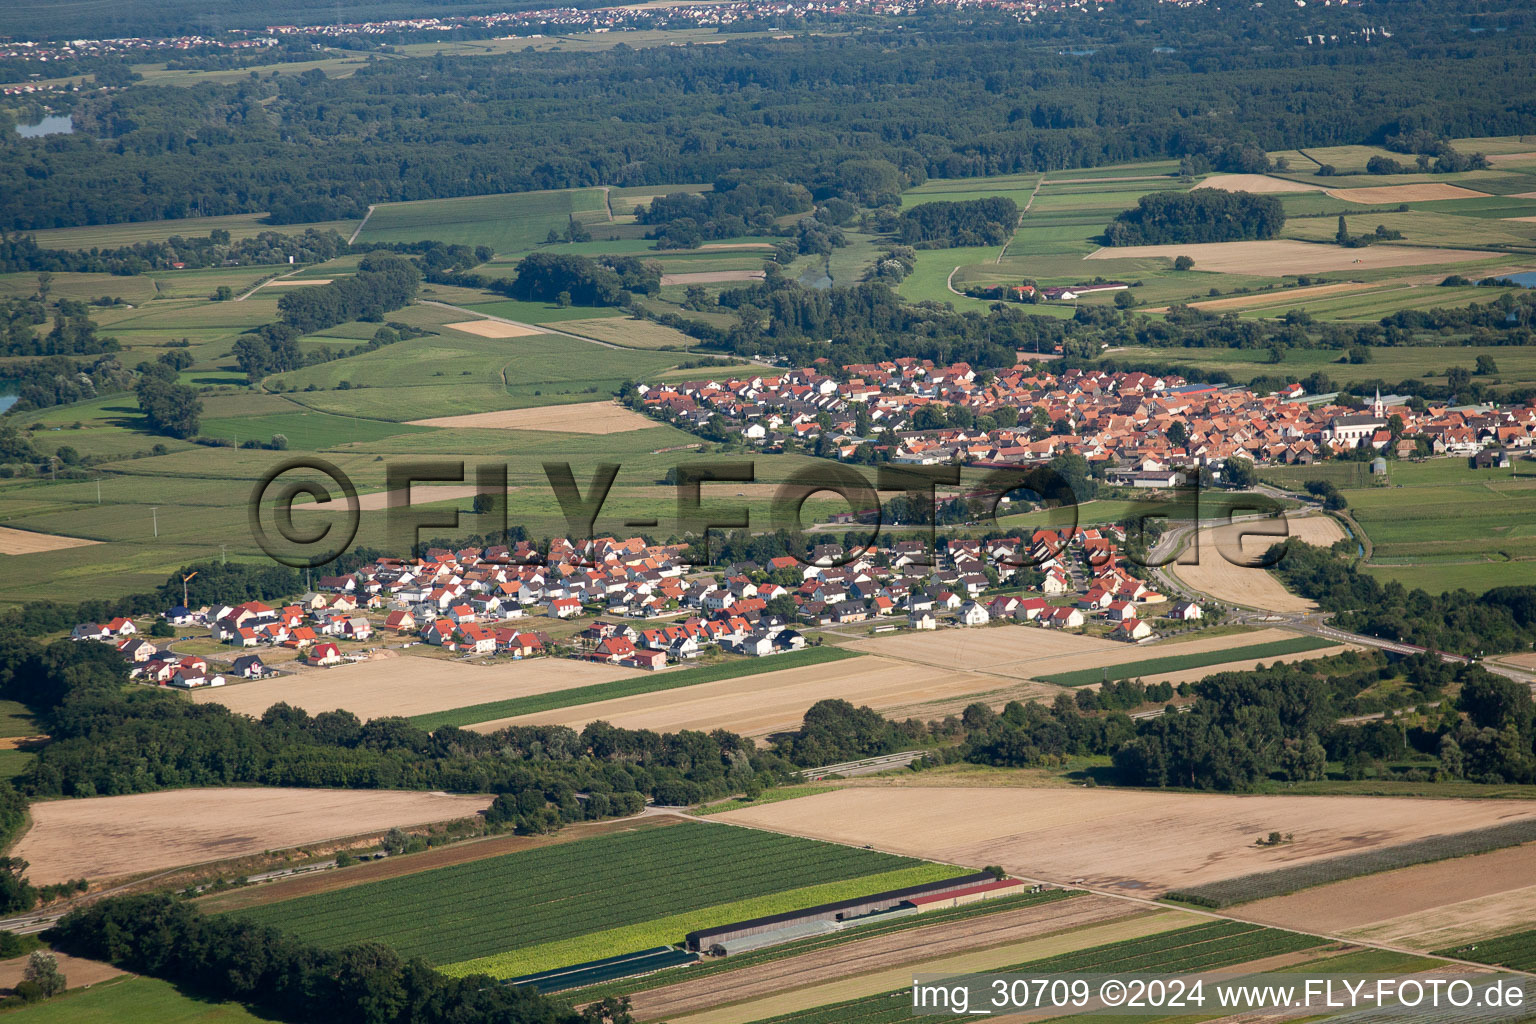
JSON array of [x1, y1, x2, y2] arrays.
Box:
[[22, 951, 65, 998]]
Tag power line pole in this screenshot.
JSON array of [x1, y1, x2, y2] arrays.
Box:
[[150, 506, 159, 539]]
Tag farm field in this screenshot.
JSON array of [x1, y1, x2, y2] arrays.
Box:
[[1170, 513, 1347, 611], [193, 650, 647, 719], [627, 893, 1136, 1022], [270, 331, 682, 419], [0, 977, 268, 1024], [1196, 173, 1322, 194], [1085, 239, 1502, 275], [410, 646, 860, 732], [353, 187, 611, 254], [713, 786, 1536, 897], [407, 400, 658, 433], [0, 953, 124, 993], [556, 316, 703, 349], [1337, 459, 1536, 592], [14, 788, 494, 883], [1234, 842, 1536, 949], [669, 918, 1314, 1024], [835, 624, 1316, 685], [0, 525, 99, 554], [1105, 338, 1536, 387], [1036, 635, 1337, 686], [463, 651, 1060, 739], [232, 821, 956, 975], [25, 212, 360, 250], [1437, 926, 1536, 972]]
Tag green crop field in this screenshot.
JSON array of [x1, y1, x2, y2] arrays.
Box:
[[1437, 927, 1536, 971], [742, 921, 1322, 1024], [232, 822, 954, 973], [1328, 459, 1536, 591], [410, 646, 861, 730], [446, 862, 965, 979], [195, 409, 432, 449], [355, 188, 611, 254], [1, 977, 268, 1024], [459, 298, 628, 324], [269, 331, 681, 419], [1037, 636, 1335, 687]]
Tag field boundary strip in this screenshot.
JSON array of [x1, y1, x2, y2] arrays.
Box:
[[409, 646, 861, 730], [1167, 820, 1536, 908], [1036, 636, 1336, 687]]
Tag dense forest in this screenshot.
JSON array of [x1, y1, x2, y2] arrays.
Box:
[[1101, 191, 1285, 246], [898, 198, 1020, 248], [3, 0, 1535, 230]]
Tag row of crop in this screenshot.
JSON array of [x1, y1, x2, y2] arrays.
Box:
[[238, 823, 921, 964], [560, 889, 1078, 1005], [1038, 637, 1334, 687], [748, 922, 1324, 1024], [438, 863, 969, 980], [1166, 819, 1536, 908], [1437, 928, 1536, 972]]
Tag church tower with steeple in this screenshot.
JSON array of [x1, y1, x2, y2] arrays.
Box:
[[1373, 387, 1384, 419]]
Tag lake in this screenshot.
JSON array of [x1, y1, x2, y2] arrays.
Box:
[[1504, 271, 1536, 288], [15, 114, 73, 138]]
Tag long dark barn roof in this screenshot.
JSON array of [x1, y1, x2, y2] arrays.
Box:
[[685, 871, 994, 946]]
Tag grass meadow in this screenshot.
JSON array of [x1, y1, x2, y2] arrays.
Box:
[[354, 189, 611, 255]]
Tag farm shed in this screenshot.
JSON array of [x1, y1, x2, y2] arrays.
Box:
[[685, 871, 994, 951], [712, 919, 839, 956], [907, 877, 1026, 912]]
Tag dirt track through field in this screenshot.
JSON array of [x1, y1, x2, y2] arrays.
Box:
[[630, 895, 1139, 1021], [407, 400, 656, 433], [15, 788, 493, 883], [0, 526, 99, 554], [1085, 239, 1499, 276], [715, 787, 1536, 896], [196, 652, 646, 719], [1231, 842, 1536, 948], [1170, 513, 1345, 612]]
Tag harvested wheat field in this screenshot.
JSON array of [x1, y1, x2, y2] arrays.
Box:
[[297, 483, 488, 511], [0, 953, 124, 991], [444, 319, 545, 338], [659, 270, 765, 285], [663, 910, 1189, 1024], [15, 788, 493, 883], [716, 787, 1536, 896], [839, 623, 1313, 682], [1197, 174, 1322, 194], [467, 653, 1057, 739], [195, 652, 644, 719], [1325, 183, 1491, 204], [407, 400, 655, 433], [557, 317, 697, 349], [1085, 240, 1498, 276], [1231, 842, 1536, 948], [1171, 514, 1345, 611], [632, 894, 1140, 1022], [0, 526, 99, 554], [1179, 281, 1377, 312], [260, 278, 333, 287]]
